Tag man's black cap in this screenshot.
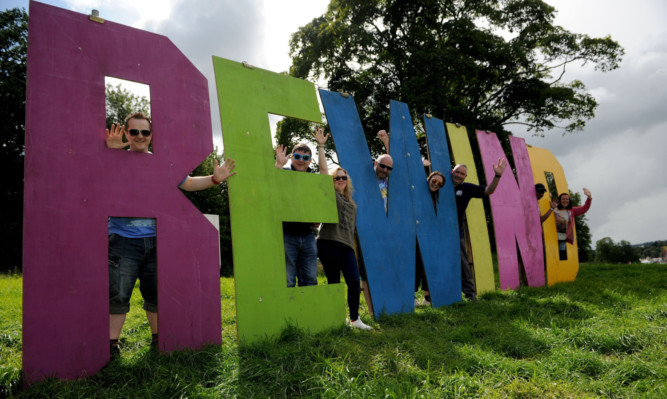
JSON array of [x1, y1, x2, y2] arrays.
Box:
[[535, 183, 547, 193]]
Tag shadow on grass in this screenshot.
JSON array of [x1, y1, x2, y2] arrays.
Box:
[[9, 264, 666, 397], [231, 290, 594, 396]]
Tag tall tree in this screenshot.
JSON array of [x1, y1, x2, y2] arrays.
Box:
[[0, 8, 28, 273], [288, 0, 623, 155], [595, 237, 639, 264]]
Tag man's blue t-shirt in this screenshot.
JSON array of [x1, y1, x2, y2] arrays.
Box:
[[108, 217, 156, 238]]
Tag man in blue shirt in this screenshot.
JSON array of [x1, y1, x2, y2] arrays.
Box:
[[274, 127, 329, 287], [105, 111, 236, 355]]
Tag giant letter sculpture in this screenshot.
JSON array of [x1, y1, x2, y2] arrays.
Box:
[[24, 3, 220, 383], [214, 58, 343, 343], [527, 145, 578, 285], [446, 124, 495, 295], [402, 112, 461, 306], [477, 132, 545, 289], [320, 92, 416, 316]]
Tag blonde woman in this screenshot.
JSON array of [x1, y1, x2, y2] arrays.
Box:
[[317, 167, 372, 330]]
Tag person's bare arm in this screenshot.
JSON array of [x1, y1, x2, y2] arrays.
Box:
[[540, 195, 558, 223], [179, 159, 237, 191], [105, 124, 130, 149], [484, 158, 507, 195], [377, 129, 389, 153], [313, 126, 330, 174], [275, 145, 289, 169]]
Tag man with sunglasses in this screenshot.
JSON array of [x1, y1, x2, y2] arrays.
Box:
[[105, 112, 236, 356], [275, 126, 329, 287], [452, 160, 506, 301], [374, 154, 393, 211]]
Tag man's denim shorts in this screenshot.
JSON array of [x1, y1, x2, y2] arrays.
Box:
[[108, 234, 158, 314]]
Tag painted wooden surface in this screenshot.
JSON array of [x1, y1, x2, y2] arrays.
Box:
[[320, 91, 415, 317], [476, 132, 545, 289], [416, 115, 461, 306], [24, 2, 220, 383], [446, 124, 495, 295], [214, 58, 343, 343], [526, 145, 579, 285]]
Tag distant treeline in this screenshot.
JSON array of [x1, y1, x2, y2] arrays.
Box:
[[633, 240, 667, 259]]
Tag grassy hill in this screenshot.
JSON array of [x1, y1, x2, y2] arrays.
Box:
[[1, 263, 665, 398]]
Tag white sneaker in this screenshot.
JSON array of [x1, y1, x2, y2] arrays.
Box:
[[419, 299, 431, 307], [348, 318, 372, 330], [414, 299, 420, 306]]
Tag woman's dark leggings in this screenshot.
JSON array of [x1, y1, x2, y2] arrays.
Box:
[[317, 239, 361, 321]]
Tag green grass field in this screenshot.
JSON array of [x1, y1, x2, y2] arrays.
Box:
[[1, 263, 665, 398]]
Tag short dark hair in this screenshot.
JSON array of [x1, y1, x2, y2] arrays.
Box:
[[124, 111, 152, 131], [292, 142, 312, 155]]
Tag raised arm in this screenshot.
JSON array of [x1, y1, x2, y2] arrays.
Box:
[[540, 194, 559, 223], [573, 188, 593, 216], [377, 129, 389, 153], [484, 158, 507, 195], [179, 159, 237, 192], [105, 123, 130, 149], [313, 126, 330, 174], [275, 145, 289, 169]]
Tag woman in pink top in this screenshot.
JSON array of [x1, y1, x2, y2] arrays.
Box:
[[554, 188, 592, 260]]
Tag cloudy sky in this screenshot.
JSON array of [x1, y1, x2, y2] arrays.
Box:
[[5, 0, 666, 246]]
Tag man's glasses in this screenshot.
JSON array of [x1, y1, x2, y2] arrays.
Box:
[[128, 129, 152, 137], [378, 163, 393, 171], [292, 153, 311, 161], [333, 176, 348, 181]]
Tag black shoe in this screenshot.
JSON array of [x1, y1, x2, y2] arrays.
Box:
[[110, 340, 121, 358], [464, 294, 478, 302], [150, 333, 159, 351]]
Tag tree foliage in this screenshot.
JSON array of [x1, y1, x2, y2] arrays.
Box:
[[595, 237, 639, 264], [633, 240, 667, 260], [0, 8, 28, 272], [105, 83, 151, 130], [288, 0, 623, 154]]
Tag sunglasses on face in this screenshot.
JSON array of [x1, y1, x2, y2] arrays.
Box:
[[128, 129, 152, 137], [430, 179, 444, 188], [334, 176, 348, 181], [378, 163, 393, 171], [292, 153, 311, 161]]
